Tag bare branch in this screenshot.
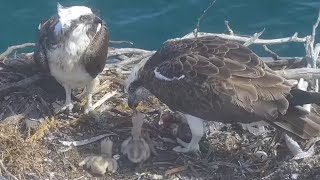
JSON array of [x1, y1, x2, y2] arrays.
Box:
[[194, 0, 217, 38], [263, 45, 280, 60], [92, 91, 117, 110], [109, 40, 134, 45], [0, 43, 35, 60], [311, 10, 320, 45], [178, 31, 307, 45], [264, 57, 306, 68], [313, 43, 320, 62], [224, 20, 234, 35], [243, 28, 265, 47], [108, 48, 152, 57], [59, 133, 116, 147], [275, 67, 320, 80]]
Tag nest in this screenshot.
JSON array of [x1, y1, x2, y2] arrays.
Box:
[[0, 38, 320, 180]]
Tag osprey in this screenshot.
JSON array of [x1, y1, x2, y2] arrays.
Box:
[[126, 36, 320, 153], [34, 3, 109, 113]]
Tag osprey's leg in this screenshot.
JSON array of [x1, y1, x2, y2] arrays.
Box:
[[173, 114, 204, 154], [55, 84, 74, 113], [84, 77, 99, 114]]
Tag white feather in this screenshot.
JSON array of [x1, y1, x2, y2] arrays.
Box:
[[57, 3, 93, 30], [154, 67, 185, 81], [47, 22, 92, 89], [96, 23, 102, 32]]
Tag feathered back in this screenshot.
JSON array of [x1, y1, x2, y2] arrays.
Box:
[[142, 36, 291, 119]]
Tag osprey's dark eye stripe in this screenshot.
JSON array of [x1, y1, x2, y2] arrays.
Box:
[[79, 15, 89, 21]]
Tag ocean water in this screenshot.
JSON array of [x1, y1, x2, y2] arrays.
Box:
[[0, 0, 320, 56]]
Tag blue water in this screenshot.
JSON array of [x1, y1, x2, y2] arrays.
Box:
[[1, 0, 320, 56]]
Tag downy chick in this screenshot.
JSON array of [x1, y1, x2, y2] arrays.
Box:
[[79, 138, 118, 175], [121, 111, 150, 163]]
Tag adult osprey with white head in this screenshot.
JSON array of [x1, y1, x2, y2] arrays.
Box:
[[34, 3, 109, 113], [126, 36, 320, 153]]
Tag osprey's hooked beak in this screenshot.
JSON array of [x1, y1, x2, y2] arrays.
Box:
[[127, 86, 151, 109], [128, 93, 140, 109]]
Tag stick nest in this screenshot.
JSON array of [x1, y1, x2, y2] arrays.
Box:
[[0, 43, 320, 180]]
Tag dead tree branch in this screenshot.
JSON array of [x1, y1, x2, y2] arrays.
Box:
[[224, 20, 234, 35], [243, 28, 265, 47], [263, 45, 280, 60], [108, 48, 152, 57], [109, 40, 134, 45], [194, 0, 217, 38], [275, 68, 320, 80], [0, 43, 35, 60]]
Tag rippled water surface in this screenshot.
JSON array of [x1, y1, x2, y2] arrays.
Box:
[[0, 0, 320, 56]]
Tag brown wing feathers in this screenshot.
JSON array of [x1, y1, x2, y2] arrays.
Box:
[[146, 36, 320, 139], [82, 24, 109, 78]]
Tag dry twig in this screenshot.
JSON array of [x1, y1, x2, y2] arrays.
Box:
[[224, 20, 234, 35], [243, 28, 265, 47], [263, 45, 280, 60], [194, 0, 217, 38], [275, 67, 320, 80], [179, 31, 307, 45], [59, 133, 116, 147], [109, 40, 134, 45], [92, 90, 117, 110]]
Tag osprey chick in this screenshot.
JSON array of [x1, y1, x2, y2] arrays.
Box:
[[34, 3, 109, 113]]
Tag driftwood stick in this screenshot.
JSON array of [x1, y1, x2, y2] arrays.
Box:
[[224, 20, 234, 35], [109, 40, 134, 45], [108, 48, 152, 57], [276, 68, 320, 80], [243, 28, 265, 47], [92, 90, 117, 110], [263, 45, 280, 60], [194, 0, 217, 38], [0, 43, 35, 60], [59, 133, 116, 147], [176, 31, 307, 45], [311, 10, 320, 46]]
